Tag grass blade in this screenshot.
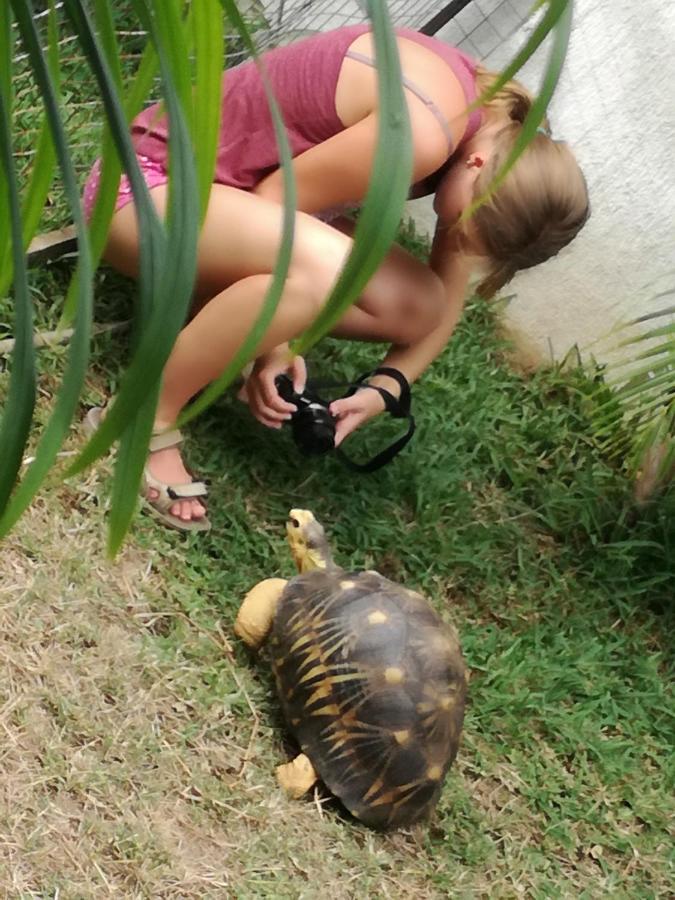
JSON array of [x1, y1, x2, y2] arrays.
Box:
[[611, 322, 675, 353], [0, 0, 144, 537], [0, 13, 36, 514], [629, 299, 675, 324], [60, 32, 159, 325], [607, 340, 675, 373], [106, 0, 202, 554], [1, 0, 96, 533], [107, 384, 160, 556], [0, 2, 59, 299], [177, 0, 298, 425], [61, 0, 169, 478], [293, 0, 413, 353], [0, 3, 13, 288], [192, 0, 224, 219], [608, 353, 675, 391]]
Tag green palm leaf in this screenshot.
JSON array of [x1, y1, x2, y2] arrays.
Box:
[[61, 0, 168, 477], [0, 3, 59, 299], [0, 0, 95, 533], [1, 0, 160, 538], [469, 0, 569, 112], [100, 0, 205, 554], [59, 4, 159, 325], [181, 0, 413, 421], [177, 0, 298, 424], [292, 0, 413, 354], [0, 2, 11, 276], [0, 5, 37, 513], [594, 300, 675, 487], [105, 0, 225, 554], [192, 0, 225, 219]]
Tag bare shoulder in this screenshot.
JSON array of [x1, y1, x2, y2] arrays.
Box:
[[335, 31, 470, 169]]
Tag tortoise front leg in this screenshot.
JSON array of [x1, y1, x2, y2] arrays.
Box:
[[234, 578, 287, 649], [276, 753, 318, 799]]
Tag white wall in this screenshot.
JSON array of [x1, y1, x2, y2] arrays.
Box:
[[408, 0, 675, 364]]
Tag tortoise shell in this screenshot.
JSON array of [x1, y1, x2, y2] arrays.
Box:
[[269, 567, 466, 829]]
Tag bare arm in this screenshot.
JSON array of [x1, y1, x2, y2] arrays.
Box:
[[370, 224, 472, 393], [329, 224, 473, 444], [254, 111, 450, 214]]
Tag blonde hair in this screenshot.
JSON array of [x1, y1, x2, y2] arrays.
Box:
[[468, 67, 590, 298]]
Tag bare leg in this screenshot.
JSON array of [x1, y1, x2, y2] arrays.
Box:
[[104, 185, 350, 522], [325, 215, 444, 343], [103, 188, 444, 523]]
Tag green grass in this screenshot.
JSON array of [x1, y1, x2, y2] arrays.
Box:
[[0, 226, 674, 897]]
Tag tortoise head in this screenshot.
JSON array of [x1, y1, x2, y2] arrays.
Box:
[[286, 509, 333, 573]]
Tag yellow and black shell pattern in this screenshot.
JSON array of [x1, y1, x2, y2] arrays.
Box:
[[269, 568, 466, 830]]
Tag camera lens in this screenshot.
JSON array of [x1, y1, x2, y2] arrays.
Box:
[[292, 406, 336, 456]]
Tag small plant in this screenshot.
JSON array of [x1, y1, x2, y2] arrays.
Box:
[[594, 294, 675, 502]]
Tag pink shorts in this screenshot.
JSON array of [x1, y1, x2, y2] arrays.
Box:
[[82, 154, 169, 221]]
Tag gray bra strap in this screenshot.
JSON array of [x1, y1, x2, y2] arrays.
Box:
[[345, 49, 455, 151]]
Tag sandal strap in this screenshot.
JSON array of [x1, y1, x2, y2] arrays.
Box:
[[144, 467, 208, 502], [149, 428, 184, 453], [166, 481, 208, 500]]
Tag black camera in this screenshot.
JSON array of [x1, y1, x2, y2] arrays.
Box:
[[273, 367, 415, 472], [275, 374, 336, 456]]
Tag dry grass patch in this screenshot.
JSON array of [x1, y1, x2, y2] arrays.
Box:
[[0, 478, 452, 898]]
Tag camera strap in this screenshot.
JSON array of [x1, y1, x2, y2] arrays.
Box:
[[307, 367, 415, 473]]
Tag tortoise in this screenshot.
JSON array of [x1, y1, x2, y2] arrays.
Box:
[[234, 509, 467, 830]]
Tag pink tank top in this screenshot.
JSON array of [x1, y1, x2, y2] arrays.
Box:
[[131, 25, 481, 198]]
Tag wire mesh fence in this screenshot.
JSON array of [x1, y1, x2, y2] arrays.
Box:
[[11, 1, 531, 232], [258, 0, 444, 37]]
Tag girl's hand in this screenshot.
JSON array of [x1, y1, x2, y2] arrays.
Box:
[[243, 348, 306, 429], [329, 388, 386, 447]]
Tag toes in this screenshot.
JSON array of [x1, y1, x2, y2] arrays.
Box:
[[169, 502, 184, 520], [168, 500, 205, 521]]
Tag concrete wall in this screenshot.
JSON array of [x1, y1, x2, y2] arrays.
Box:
[[406, 0, 675, 365]]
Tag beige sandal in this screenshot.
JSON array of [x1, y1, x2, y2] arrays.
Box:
[[85, 407, 211, 533]]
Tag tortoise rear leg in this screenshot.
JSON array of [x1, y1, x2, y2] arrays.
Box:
[[276, 753, 318, 799], [234, 578, 287, 649]]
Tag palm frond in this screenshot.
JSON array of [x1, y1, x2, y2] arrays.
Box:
[[177, 0, 299, 425], [595, 300, 675, 496], [0, 4, 37, 514], [0, 0, 95, 535]]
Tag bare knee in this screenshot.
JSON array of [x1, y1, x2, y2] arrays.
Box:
[[287, 237, 350, 318], [385, 267, 445, 344], [284, 265, 330, 319]]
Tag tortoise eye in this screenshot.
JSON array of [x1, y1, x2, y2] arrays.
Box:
[[290, 517, 301, 529]]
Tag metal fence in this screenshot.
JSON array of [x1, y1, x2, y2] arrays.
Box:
[[12, 1, 532, 231]]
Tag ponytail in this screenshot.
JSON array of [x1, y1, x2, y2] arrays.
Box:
[[465, 69, 588, 298], [476, 260, 517, 300]]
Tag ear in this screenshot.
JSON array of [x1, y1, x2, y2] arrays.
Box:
[[465, 153, 485, 172]]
